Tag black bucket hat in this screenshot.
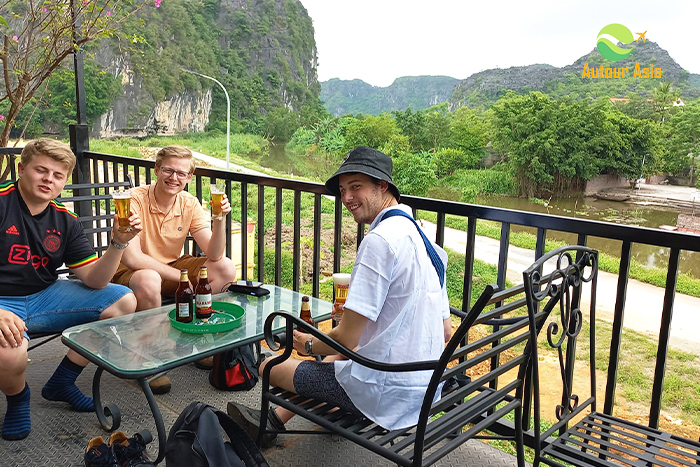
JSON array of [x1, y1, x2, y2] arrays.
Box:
[[325, 146, 400, 201]]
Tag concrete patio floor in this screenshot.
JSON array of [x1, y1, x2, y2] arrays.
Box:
[[0, 338, 520, 466]]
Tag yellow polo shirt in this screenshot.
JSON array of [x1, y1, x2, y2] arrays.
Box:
[[129, 183, 210, 264]]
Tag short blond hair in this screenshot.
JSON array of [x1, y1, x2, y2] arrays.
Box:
[[21, 138, 76, 173], [155, 145, 196, 173]]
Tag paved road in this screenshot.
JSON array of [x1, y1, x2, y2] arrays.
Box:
[[421, 220, 700, 354], [190, 150, 266, 175]]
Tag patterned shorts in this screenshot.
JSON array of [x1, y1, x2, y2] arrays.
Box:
[[293, 361, 362, 415]]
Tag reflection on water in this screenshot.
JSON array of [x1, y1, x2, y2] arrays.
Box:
[[259, 142, 297, 175], [261, 143, 336, 180], [475, 195, 699, 276]]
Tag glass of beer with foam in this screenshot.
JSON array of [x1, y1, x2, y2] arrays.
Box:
[[332, 273, 351, 324], [210, 183, 225, 220], [111, 189, 132, 232]]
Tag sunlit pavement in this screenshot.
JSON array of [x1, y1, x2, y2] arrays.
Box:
[[0, 338, 519, 467]]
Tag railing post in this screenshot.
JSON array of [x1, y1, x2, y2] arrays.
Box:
[[604, 240, 632, 415], [649, 247, 680, 428], [69, 123, 92, 242]]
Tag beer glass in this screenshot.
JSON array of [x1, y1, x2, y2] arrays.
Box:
[[210, 183, 225, 220], [111, 189, 132, 232], [332, 273, 351, 324]]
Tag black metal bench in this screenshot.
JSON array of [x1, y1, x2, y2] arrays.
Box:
[[255, 279, 549, 467], [525, 245, 700, 467], [27, 177, 133, 351]]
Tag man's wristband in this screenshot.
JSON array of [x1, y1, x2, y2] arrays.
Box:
[[110, 238, 129, 250]]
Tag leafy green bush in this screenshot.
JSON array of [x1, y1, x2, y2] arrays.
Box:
[[461, 185, 478, 203], [289, 127, 316, 147], [393, 151, 437, 197], [433, 147, 480, 178], [442, 168, 518, 196]]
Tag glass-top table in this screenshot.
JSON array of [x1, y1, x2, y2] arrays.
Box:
[[61, 285, 332, 465], [63, 285, 332, 377]]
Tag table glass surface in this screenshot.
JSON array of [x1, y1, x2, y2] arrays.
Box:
[[62, 285, 332, 375]]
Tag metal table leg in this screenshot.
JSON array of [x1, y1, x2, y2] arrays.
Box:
[[137, 377, 167, 465], [92, 368, 167, 465], [92, 367, 121, 431]]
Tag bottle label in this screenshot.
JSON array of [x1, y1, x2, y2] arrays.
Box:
[[177, 302, 190, 318], [196, 293, 212, 311]]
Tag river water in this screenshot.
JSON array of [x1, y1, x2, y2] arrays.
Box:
[[476, 194, 698, 276], [265, 145, 698, 276]]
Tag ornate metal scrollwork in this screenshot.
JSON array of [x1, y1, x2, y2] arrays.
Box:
[[529, 248, 597, 422]]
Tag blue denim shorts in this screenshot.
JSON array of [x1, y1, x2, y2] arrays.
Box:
[[0, 280, 132, 337]]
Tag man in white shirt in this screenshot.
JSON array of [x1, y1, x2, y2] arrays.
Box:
[[229, 146, 452, 447]]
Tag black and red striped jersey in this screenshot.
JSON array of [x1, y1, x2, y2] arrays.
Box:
[[0, 180, 97, 296]]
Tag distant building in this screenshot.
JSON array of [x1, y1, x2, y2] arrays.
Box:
[[673, 98, 686, 106]]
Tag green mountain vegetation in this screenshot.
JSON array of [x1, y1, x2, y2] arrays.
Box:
[[8, 0, 325, 139], [450, 41, 700, 109], [320, 76, 459, 116], [317, 41, 700, 117]]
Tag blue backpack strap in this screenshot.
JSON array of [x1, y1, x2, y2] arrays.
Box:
[[380, 209, 445, 287]]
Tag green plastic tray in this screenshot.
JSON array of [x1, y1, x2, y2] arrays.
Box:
[[168, 301, 245, 334]]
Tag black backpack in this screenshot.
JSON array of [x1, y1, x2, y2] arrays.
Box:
[[165, 401, 269, 467], [209, 344, 260, 391]]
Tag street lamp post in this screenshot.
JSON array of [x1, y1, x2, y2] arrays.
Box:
[[182, 69, 230, 171]]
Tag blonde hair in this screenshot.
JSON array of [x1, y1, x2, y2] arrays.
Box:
[[21, 138, 76, 173], [155, 145, 196, 173]]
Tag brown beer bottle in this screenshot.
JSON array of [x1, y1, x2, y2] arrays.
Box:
[[175, 269, 194, 323], [195, 266, 213, 320], [300, 295, 313, 326]]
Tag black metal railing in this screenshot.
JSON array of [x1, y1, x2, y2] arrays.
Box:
[[4, 146, 700, 438]]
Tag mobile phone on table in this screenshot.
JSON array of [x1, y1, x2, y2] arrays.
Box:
[[228, 280, 269, 296]]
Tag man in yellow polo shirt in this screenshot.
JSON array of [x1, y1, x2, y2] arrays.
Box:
[[112, 145, 237, 393]]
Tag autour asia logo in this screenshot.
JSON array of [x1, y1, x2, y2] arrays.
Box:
[[582, 23, 662, 79]]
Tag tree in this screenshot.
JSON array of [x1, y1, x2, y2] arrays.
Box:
[[490, 91, 662, 196], [423, 103, 451, 153], [392, 106, 425, 151], [342, 113, 402, 152], [667, 99, 700, 181], [449, 106, 487, 164], [615, 93, 657, 122], [262, 106, 300, 144], [392, 151, 436, 197], [652, 81, 678, 123], [0, 0, 153, 179]]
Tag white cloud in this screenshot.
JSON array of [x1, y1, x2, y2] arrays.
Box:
[[300, 0, 700, 87]]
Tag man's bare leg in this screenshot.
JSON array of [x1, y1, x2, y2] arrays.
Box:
[[205, 257, 237, 294], [128, 269, 163, 312], [0, 339, 31, 440]]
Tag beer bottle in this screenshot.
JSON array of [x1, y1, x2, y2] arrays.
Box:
[[175, 269, 194, 323], [300, 295, 313, 326], [195, 266, 213, 321]]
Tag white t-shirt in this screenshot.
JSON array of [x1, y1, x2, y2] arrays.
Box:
[[334, 204, 450, 430]]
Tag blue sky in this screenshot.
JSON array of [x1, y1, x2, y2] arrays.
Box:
[[300, 0, 700, 87]]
